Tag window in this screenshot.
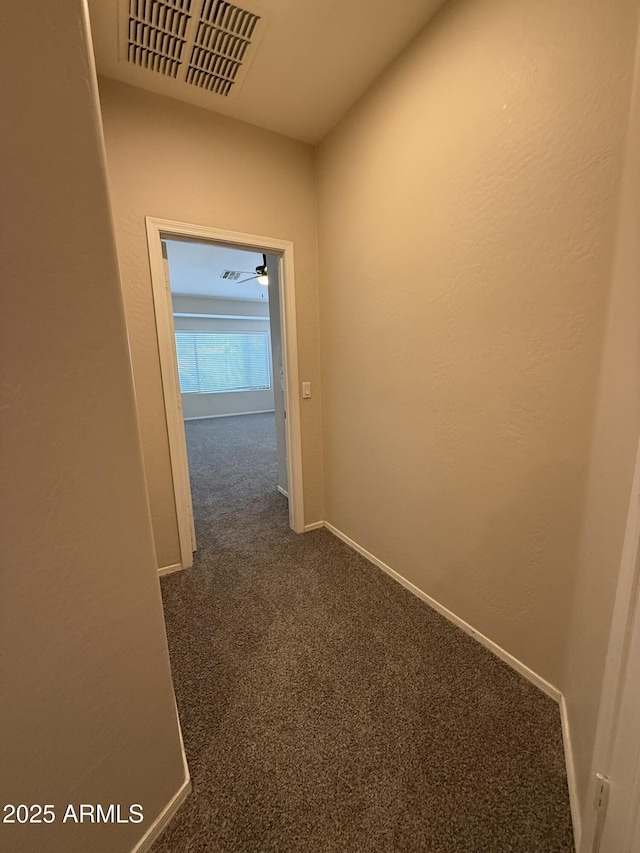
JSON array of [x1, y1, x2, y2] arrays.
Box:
[[175, 331, 271, 394]]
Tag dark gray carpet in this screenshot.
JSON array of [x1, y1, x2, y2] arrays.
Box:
[[154, 413, 575, 852]]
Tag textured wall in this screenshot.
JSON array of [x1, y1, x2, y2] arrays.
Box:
[[563, 24, 640, 818], [99, 79, 323, 567], [0, 2, 186, 851], [316, 0, 638, 818]]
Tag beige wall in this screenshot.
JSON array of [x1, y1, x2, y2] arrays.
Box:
[[99, 79, 323, 568], [563, 23, 640, 814], [0, 2, 186, 851], [316, 0, 638, 817]]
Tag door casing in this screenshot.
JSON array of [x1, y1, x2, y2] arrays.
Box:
[[145, 217, 306, 569], [581, 436, 640, 853]]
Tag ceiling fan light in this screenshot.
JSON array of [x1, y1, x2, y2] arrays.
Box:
[[257, 274, 269, 286]]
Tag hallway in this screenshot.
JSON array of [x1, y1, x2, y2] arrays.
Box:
[[154, 413, 574, 852]]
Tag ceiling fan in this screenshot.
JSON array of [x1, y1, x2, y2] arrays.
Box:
[[238, 254, 269, 286]]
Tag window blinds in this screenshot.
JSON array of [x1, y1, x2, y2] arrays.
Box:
[[175, 331, 271, 393]]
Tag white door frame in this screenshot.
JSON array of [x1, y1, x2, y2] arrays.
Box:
[[580, 16, 640, 848], [145, 217, 306, 569], [581, 436, 640, 853]]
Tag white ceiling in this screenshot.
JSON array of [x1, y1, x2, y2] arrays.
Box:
[[165, 239, 270, 301], [87, 0, 446, 143]]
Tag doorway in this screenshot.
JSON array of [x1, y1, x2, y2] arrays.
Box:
[[146, 218, 305, 569]]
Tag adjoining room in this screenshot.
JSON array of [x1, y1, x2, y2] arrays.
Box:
[[163, 237, 289, 556]]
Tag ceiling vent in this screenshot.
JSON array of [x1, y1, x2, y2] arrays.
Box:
[[126, 0, 192, 78], [186, 0, 260, 95], [220, 270, 243, 280], [122, 0, 265, 97]]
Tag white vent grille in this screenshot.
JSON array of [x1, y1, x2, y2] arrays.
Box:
[[186, 1, 261, 95], [122, 0, 265, 97], [127, 0, 192, 77], [220, 270, 243, 280]]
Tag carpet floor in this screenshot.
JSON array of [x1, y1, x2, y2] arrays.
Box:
[[154, 413, 575, 852]]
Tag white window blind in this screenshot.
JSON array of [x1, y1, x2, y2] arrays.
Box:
[[175, 331, 271, 394]]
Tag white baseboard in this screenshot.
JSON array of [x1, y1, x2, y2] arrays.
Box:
[[131, 775, 191, 853], [323, 520, 579, 847], [133, 692, 192, 852], [324, 521, 560, 699], [158, 562, 183, 577], [304, 520, 324, 532], [277, 485, 289, 498], [560, 695, 582, 849], [184, 410, 275, 421]]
